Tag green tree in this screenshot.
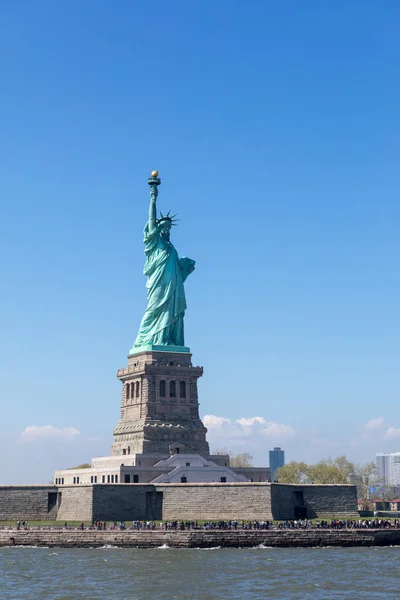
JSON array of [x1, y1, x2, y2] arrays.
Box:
[[68, 463, 91, 469], [213, 448, 254, 467], [274, 461, 310, 483], [308, 456, 355, 484], [352, 461, 377, 501], [370, 484, 398, 502], [275, 456, 375, 490], [230, 452, 253, 468]]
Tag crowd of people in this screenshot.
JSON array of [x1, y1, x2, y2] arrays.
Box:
[[276, 518, 400, 529], [162, 519, 400, 531], [165, 520, 272, 530], [8, 517, 400, 531]]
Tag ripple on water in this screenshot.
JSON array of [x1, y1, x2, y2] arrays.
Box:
[[0, 546, 399, 599]]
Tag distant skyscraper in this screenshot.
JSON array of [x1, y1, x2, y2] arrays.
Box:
[[269, 447, 285, 481], [376, 452, 400, 487]]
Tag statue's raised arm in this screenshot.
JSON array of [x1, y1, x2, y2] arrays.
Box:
[[148, 170, 160, 231]]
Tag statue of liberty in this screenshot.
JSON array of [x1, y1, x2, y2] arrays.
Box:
[[132, 171, 195, 352]]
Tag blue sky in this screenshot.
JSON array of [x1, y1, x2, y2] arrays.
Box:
[[0, 1, 399, 483]]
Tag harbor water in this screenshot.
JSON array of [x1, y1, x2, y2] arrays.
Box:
[[1, 545, 400, 599]]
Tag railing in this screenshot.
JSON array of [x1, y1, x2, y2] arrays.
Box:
[[117, 364, 203, 377]]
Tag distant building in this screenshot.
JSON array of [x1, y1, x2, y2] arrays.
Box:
[[369, 499, 391, 511], [376, 452, 400, 487], [269, 447, 285, 481], [376, 453, 389, 486], [390, 499, 400, 511]]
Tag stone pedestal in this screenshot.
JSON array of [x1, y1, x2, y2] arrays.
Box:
[[111, 350, 210, 458]]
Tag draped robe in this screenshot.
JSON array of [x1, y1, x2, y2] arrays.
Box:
[[133, 222, 195, 348]]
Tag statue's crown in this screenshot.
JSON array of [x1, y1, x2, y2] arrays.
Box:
[[157, 210, 179, 226]]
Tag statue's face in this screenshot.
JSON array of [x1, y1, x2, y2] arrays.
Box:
[[158, 220, 171, 239]]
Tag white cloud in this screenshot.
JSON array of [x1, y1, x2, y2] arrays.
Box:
[[262, 422, 294, 437], [356, 417, 400, 441], [384, 427, 400, 440], [203, 414, 294, 450], [365, 417, 384, 431], [355, 417, 386, 440], [203, 415, 231, 428], [20, 425, 80, 443], [236, 417, 266, 427]]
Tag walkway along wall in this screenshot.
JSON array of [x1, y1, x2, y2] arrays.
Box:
[[0, 483, 358, 522]]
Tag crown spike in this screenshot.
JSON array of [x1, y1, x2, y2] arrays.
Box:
[[156, 209, 179, 227]]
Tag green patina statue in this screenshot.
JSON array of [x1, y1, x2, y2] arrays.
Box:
[[130, 171, 195, 354]]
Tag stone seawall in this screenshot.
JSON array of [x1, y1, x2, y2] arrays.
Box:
[[1, 529, 399, 548], [0, 483, 358, 522]]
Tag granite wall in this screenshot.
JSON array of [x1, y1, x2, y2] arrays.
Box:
[[270, 484, 358, 519], [155, 482, 272, 521], [0, 482, 358, 522], [57, 486, 94, 522], [0, 486, 59, 520], [92, 485, 153, 521]]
